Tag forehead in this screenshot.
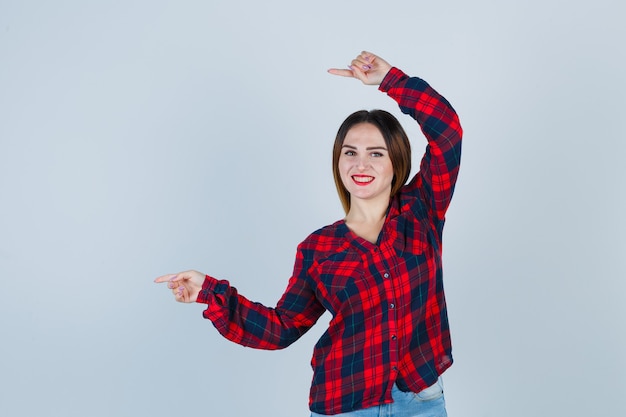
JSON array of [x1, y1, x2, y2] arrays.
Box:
[[343, 123, 385, 147]]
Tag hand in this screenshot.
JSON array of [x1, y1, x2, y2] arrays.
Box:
[[154, 270, 205, 303], [328, 51, 393, 86]]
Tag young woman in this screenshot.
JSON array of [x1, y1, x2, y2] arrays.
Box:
[[155, 51, 463, 417]]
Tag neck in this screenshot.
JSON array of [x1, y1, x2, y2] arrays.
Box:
[[345, 196, 389, 225]]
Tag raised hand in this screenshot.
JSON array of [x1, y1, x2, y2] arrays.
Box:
[[154, 270, 205, 303], [328, 51, 393, 86]]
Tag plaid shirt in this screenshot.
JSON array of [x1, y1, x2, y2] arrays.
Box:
[[197, 67, 462, 415]]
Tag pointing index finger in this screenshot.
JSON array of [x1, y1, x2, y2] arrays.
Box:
[[154, 274, 177, 283], [327, 68, 355, 78]]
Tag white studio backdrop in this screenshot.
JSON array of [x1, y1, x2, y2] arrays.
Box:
[[1, 1, 624, 416]]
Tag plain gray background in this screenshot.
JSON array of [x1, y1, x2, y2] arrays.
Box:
[[1, 1, 624, 416]]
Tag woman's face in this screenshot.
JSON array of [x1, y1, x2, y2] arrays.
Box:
[[338, 123, 394, 206]]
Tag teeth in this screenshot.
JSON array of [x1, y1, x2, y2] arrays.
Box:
[[353, 176, 374, 183]]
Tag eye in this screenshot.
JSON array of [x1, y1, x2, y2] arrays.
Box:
[[344, 150, 356, 156], [371, 152, 384, 157]]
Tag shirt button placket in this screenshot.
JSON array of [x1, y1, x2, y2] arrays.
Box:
[[380, 263, 399, 380]]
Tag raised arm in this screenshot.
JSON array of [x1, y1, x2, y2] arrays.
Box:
[[329, 51, 463, 221], [380, 68, 463, 221]]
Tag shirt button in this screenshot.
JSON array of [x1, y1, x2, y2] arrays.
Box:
[[390, 303, 395, 309], [383, 272, 389, 278], [391, 335, 397, 340]]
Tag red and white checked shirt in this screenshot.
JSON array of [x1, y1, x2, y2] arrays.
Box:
[[197, 67, 463, 415]]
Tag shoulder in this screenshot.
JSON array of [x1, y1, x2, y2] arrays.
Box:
[[388, 178, 430, 220], [297, 220, 348, 260], [300, 220, 344, 247]]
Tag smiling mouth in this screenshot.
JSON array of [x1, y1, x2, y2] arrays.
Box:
[[352, 175, 374, 185]]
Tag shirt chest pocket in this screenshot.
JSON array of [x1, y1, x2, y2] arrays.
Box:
[[314, 251, 367, 307], [392, 215, 429, 256]]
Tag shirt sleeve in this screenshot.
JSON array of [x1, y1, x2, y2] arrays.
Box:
[[379, 67, 463, 222], [195, 243, 326, 350]]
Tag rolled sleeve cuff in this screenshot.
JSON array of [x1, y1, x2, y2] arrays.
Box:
[[196, 275, 220, 304], [379, 67, 406, 93]]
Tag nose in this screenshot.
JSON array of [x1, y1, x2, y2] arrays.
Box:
[[357, 155, 369, 170]]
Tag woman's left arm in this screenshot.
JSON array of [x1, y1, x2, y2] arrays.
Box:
[[380, 68, 463, 222], [329, 51, 463, 222]]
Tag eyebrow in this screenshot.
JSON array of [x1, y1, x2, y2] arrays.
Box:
[[342, 144, 388, 151]]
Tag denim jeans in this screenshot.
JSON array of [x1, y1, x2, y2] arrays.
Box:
[[310, 378, 447, 417]]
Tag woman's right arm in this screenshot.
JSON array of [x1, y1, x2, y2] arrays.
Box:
[[154, 246, 326, 350]]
